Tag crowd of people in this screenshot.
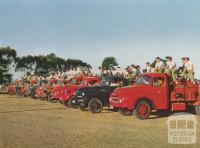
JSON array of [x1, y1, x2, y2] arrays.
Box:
[[12, 56, 195, 85], [100, 56, 194, 84]]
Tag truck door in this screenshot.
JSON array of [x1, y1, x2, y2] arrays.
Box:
[[151, 77, 168, 109]]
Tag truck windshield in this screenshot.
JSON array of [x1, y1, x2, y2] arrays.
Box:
[[81, 80, 87, 85], [136, 76, 151, 85], [100, 78, 110, 86], [56, 80, 62, 85], [100, 77, 122, 86], [70, 79, 76, 84]]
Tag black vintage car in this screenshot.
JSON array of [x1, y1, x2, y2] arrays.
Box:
[[73, 76, 129, 113]]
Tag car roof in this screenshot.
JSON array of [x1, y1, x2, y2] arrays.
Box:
[[140, 72, 168, 78], [83, 77, 100, 80]]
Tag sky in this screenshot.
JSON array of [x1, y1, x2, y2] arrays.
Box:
[[1, 0, 200, 78]]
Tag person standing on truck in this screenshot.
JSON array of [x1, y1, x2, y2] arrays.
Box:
[[155, 57, 165, 73], [145, 62, 151, 73], [130, 64, 137, 78], [183, 57, 194, 83], [165, 56, 177, 83]]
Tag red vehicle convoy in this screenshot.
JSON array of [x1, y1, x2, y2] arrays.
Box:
[[34, 79, 57, 99], [59, 77, 101, 106], [50, 77, 85, 102], [109, 73, 200, 120]]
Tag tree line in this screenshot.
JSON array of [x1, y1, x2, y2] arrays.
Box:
[[0, 46, 91, 83]]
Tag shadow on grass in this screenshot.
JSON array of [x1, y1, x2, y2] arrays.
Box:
[[148, 112, 171, 119], [0, 107, 70, 114]]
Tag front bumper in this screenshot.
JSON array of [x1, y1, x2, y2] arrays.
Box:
[[59, 93, 73, 102], [74, 95, 87, 106], [109, 96, 127, 108]]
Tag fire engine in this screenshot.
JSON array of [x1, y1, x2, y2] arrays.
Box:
[[109, 73, 200, 119]]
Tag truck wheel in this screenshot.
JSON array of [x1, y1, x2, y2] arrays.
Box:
[[112, 107, 118, 112], [63, 100, 69, 107], [195, 106, 200, 115], [48, 94, 57, 103], [31, 93, 36, 99], [135, 101, 151, 120], [119, 108, 133, 116], [88, 98, 103, 114], [68, 97, 78, 109]]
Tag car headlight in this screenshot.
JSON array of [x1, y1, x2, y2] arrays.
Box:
[[74, 90, 80, 96]]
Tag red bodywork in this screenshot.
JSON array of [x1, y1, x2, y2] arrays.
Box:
[[7, 84, 15, 94], [20, 80, 38, 96], [35, 79, 57, 98], [109, 73, 200, 112], [51, 77, 85, 100], [58, 77, 101, 103]]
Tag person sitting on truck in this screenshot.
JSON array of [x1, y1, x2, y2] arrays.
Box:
[[143, 76, 151, 84], [155, 57, 165, 73], [183, 57, 194, 83], [165, 56, 177, 83], [130, 64, 137, 78]]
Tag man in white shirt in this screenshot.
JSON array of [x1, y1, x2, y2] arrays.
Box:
[[165, 56, 177, 83], [146, 62, 151, 73], [183, 57, 194, 83], [155, 57, 164, 73]]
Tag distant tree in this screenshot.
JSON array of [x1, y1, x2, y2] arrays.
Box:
[[0, 46, 17, 83], [65, 58, 91, 69], [15, 53, 90, 76], [101, 57, 118, 69], [15, 55, 37, 73]]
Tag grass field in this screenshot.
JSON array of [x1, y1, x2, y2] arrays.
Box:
[[0, 94, 199, 148]]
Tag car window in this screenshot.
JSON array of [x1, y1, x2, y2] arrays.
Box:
[[110, 79, 122, 87], [88, 80, 98, 86], [100, 77, 111, 86], [136, 76, 151, 85], [70, 79, 76, 84], [153, 77, 165, 87], [100, 77, 122, 86]]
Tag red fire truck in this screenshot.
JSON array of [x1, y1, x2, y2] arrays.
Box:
[[109, 73, 200, 120]]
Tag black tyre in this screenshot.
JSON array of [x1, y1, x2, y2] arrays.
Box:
[[88, 98, 103, 114], [48, 94, 57, 103], [59, 100, 64, 104], [63, 100, 69, 107], [68, 97, 78, 109], [195, 106, 200, 115], [135, 101, 151, 120], [112, 107, 118, 112], [31, 93, 36, 99], [119, 108, 133, 116]]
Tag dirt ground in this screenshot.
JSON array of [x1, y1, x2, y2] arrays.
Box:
[[0, 94, 199, 148]]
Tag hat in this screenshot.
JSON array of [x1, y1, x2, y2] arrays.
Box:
[[165, 56, 172, 60]]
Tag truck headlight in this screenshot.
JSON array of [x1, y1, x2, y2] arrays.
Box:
[[82, 92, 85, 96]]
